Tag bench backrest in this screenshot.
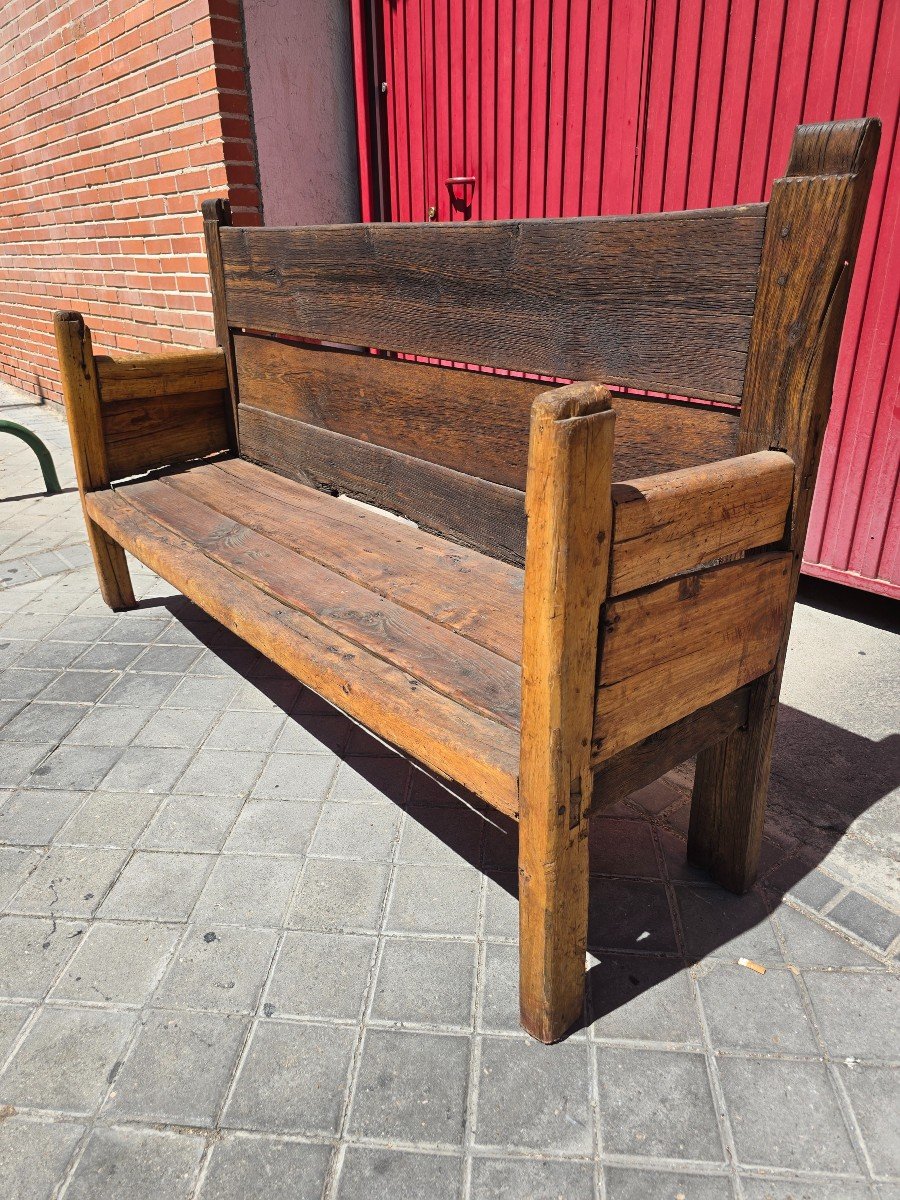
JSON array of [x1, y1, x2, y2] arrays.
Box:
[[202, 118, 879, 566]]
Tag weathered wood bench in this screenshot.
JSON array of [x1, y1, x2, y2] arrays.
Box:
[[55, 118, 878, 1042]]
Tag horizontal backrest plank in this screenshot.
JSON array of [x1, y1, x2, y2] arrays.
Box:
[[233, 335, 740, 491], [592, 551, 792, 763], [239, 404, 528, 564], [221, 206, 767, 403], [96, 350, 227, 401], [609, 451, 794, 594], [101, 391, 230, 481]]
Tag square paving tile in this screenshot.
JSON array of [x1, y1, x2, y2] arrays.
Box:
[[386, 863, 481, 937], [99, 746, 193, 793], [49, 921, 180, 1006], [264, 929, 375, 1020], [0, 701, 86, 744], [674, 884, 783, 963], [62, 1126, 205, 1200], [801, 970, 898, 1060], [138, 794, 244, 852], [100, 672, 178, 708], [476, 1035, 592, 1152], [132, 706, 218, 749], [350, 1027, 470, 1145], [471, 1158, 595, 1200], [251, 753, 338, 801], [153, 925, 278, 1014], [6, 845, 128, 918], [588, 878, 678, 954], [0, 915, 85, 999], [223, 1020, 356, 1135], [398, 805, 485, 868], [310, 801, 402, 861], [838, 1062, 900, 1177], [603, 1167, 733, 1199], [696, 961, 820, 1054], [0, 846, 41, 906], [0, 744, 54, 788], [482, 872, 519, 940], [204, 708, 286, 752], [0, 1004, 32, 1059], [62, 704, 151, 747], [175, 749, 267, 797], [828, 891, 900, 952], [0, 1115, 84, 1200], [330, 757, 409, 805], [190, 852, 299, 926], [594, 1045, 724, 1161], [275, 713, 348, 754], [739, 1178, 870, 1200], [773, 905, 879, 968], [26, 745, 121, 791], [589, 816, 661, 878], [104, 1009, 248, 1127], [223, 798, 320, 855], [98, 851, 212, 921], [716, 1056, 859, 1173], [200, 1135, 332, 1200], [339, 1147, 463, 1200], [287, 859, 390, 933], [54, 791, 161, 847], [0, 1005, 135, 1114], [373, 935, 476, 1028], [588, 954, 701, 1045], [164, 675, 242, 711]]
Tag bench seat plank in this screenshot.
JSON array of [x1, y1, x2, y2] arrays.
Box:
[[85, 485, 521, 816], [120, 475, 521, 730], [166, 457, 525, 663]]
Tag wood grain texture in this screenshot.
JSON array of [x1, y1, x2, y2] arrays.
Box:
[[202, 197, 240, 448], [52, 311, 135, 611], [101, 390, 230, 481], [518, 383, 615, 1043], [689, 118, 881, 893], [593, 551, 792, 764], [96, 349, 226, 401], [164, 458, 524, 662], [233, 334, 739, 489], [85, 487, 520, 814], [120, 475, 521, 729], [220, 206, 767, 402], [587, 688, 750, 813], [239, 403, 528, 565], [610, 451, 794, 595]]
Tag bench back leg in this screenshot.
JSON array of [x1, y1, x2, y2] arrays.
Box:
[[518, 385, 615, 1043], [688, 119, 881, 893], [54, 312, 136, 612]]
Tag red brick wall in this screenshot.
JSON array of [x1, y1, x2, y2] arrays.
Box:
[[0, 0, 260, 403]]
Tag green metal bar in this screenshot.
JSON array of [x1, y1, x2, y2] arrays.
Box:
[[0, 419, 62, 495]]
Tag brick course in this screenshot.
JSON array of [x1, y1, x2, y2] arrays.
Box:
[[0, 0, 260, 403]]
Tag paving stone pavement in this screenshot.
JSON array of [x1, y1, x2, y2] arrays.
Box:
[[0, 393, 898, 1199]]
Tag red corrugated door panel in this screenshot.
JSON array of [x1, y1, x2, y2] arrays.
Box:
[[353, 0, 898, 598]]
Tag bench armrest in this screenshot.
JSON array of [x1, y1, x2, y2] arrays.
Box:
[[54, 311, 233, 488]]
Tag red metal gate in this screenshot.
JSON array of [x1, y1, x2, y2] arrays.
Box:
[[352, 0, 899, 598]]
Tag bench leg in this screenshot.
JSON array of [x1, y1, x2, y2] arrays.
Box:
[[86, 518, 135, 612], [519, 797, 589, 1043], [687, 672, 778, 893]]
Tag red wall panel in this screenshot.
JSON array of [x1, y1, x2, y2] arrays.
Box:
[[355, 0, 898, 598]]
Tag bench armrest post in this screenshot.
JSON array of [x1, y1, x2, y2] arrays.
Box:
[[53, 310, 135, 610], [518, 382, 615, 1043]]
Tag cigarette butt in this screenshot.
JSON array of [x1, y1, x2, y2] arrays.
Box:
[[738, 957, 766, 975]]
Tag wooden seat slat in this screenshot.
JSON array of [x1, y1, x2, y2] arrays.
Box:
[[119, 472, 522, 730], [165, 457, 524, 663]]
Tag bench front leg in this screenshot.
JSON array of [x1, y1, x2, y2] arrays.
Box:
[[518, 383, 615, 1043], [54, 311, 135, 611]]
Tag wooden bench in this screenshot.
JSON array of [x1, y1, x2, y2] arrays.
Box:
[[54, 118, 879, 1042]]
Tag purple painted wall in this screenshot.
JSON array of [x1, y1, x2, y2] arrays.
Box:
[[243, 0, 360, 226]]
